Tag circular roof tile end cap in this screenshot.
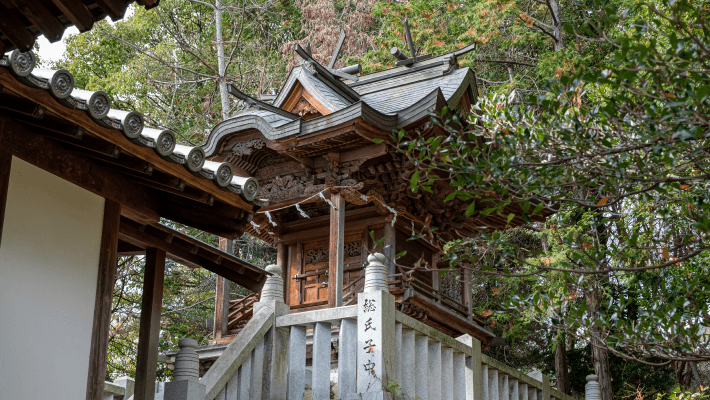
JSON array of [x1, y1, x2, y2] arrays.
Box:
[[232, 176, 259, 202], [185, 147, 206, 173], [155, 130, 176, 157], [87, 91, 111, 120], [121, 111, 144, 140], [43, 69, 75, 99], [214, 162, 234, 188], [10, 50, 35, 77]]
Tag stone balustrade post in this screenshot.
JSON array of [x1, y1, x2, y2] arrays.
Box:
[[164, 339, 206, 400], [585, 375, 602, 400], [357, 253, 396, 400], [113, 376, 135, 400], [254, 264, 291, 400]]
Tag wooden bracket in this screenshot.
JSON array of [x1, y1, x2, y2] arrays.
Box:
[[32, 104, 46, 119], [73, 125, 85, 139]]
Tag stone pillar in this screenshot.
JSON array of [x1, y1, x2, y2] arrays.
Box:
[[164, 339, 206, 400], [456, 334, 482, 400], [113, 377, 135, 400], [254, 265, 290, 400], [357, 253, 396, 400], [585, 375, 602, 400]]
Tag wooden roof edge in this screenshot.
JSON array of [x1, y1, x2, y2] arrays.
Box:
[[119, 217, 268, 292], [350, 41, 477, 87], [292, 43, 361, 103], [227, 84, 299, 120], [0, 0, 160, 52], [0, 50, 262, 212]]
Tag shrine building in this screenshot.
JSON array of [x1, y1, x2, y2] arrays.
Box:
[[200, 34, 518, 362]]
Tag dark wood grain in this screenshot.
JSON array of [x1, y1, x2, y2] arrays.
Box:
[[50, 0, 94, 31], [0, 68, 254, 213], [93, 0, 127, 20], [0, 117, 160, 223], [277, 242, 287, 302], [213, 238, 230, 342], [10, 0, 65, 42], [85, 199, 121, 400], [134, 247, 166, 400], [0, 2, 35, 51], [328, 192, 345, 308], [118, 220, 264, 292], [0, 149, 11, 248]]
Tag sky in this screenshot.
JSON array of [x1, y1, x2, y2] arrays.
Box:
[[36, 27, 79, 65]]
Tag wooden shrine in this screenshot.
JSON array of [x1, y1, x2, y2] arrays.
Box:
[[206, 30, 517, 348]]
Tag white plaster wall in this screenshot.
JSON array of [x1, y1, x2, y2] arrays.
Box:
[[0, 157, 106, 400]]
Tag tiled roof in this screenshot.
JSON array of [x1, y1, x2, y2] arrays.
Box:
[[0, 49, 264, 206], [203, 43, 478, 156]]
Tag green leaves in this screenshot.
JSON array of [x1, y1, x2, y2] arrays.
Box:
[[410, 170, 420, 193], [393, 0, 710, 364]]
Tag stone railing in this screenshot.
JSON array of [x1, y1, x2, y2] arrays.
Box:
[[160, 254, 592, 400], [103, 376, 135, 400]]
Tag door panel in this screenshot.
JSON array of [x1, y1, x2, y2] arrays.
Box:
[[292, 232, 369, 306]]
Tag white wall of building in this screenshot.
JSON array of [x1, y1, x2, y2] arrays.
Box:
[[0, 157, 105, 400]]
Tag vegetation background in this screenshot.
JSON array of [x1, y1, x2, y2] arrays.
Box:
[[38, 0, 710, 398]]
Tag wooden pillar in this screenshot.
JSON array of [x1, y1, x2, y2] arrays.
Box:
[[383, 218, 396, 279], [296, 241, 304, 304], [432, 252, 441, 303], [462, 266, 472, 319], [328, 192, 345, 308], [0, 150, 10, 248], [85, 199, 121, 400], [277, 241, 287, 302], [213, 238, 231, 341], [134, 247, 166, 400]]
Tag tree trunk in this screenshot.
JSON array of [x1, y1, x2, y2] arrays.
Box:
[[689, 361, 704, 388], [214, 0, 230, 120], [586, 286, 613, 400], [547, 0, 564, 51], [555, 331, 571, 395]]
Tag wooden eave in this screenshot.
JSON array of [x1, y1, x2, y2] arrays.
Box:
[[0, 0, 159, 52], [118, 217, 267, 292], [280, 81, 330, 117], [0, 66, 258, 239]]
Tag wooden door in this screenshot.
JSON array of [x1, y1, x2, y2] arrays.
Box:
[[302, 239, 329, 304], [300, 233, 367, 306]]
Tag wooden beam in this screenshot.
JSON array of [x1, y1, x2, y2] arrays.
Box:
[[118, 221, 264, 292], [0, 67, 254, 213], [462, 264, 472, 319], [86, 200, 121, 400], [277, 242, 287, 302], [0, 117, 161, 223], [0, 3, 35, 51], [0, 150, 10, 249], [157, 199, 246, 240], [10, 0, 66, 42], [278, 215, 384, 243], [94, 0, 127, 20], [50, 0, 94, 32], [384, 217, 396, 277], [213, 238, 231, 341], [431, 252, 441, 303], [135, 0, 160, 9], [328, 192, 345, 308], [134, 247, 166, 400]]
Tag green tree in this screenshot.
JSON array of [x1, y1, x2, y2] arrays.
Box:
[[399, 0, 710, 397]]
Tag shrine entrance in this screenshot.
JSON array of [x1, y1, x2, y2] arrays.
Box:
[[297, 233, 366, 306]]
